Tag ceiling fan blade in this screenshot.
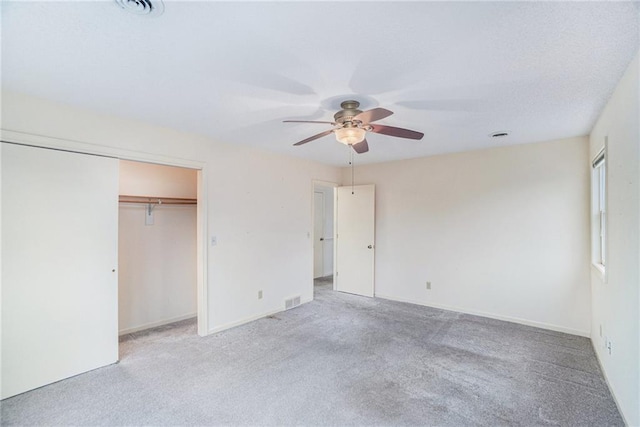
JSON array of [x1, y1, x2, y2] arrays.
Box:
[[354, 108, 393, 123], [370, 124, 424, 140], [293, 129, 334, 146], [352, 139, 369, 154], [283, 120, 335, 125]]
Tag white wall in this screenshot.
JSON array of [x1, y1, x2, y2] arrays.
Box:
[[1, 91, 342, 334], [345, 136, 591, 336], [118, 161, 197, 334], [119, 205, 197, 333], [589, 52, 639, 426]]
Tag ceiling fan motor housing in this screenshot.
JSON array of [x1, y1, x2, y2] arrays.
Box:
[[334, 100, 363, 127]]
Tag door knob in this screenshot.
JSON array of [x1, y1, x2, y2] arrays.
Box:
[[368, 245, 373, 249], [320, 238, 324, 241]]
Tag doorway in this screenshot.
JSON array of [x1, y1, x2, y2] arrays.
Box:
[[117, 160, 198, 338], [313, 181, 337, 296]]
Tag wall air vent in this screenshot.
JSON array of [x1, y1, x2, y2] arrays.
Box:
[[115, 0, 164, 17], [284, 296, 301, 310]]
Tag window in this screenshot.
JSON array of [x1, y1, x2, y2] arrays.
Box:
[[591, 146, 606, 273]]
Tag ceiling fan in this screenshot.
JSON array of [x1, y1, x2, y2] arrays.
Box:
[[283, 100, 424, 154]]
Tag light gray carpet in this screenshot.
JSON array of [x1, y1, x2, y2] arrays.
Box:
[[314, 275, 333, 292], [1, 280, 623, 426]]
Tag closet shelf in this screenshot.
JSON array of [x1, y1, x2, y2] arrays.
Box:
[[119, 195, 197, 205]]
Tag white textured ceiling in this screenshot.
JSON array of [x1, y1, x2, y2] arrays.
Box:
[[2, 1, 638, 166]]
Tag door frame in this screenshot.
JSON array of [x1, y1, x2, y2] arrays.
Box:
[[313, 190, 325, 279], [1, 129, 209, 336], [311, 179, 339, 294]]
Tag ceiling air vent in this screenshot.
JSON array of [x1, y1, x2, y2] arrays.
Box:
[[115, 0, 164, 17], [490, 131, 509, 138]]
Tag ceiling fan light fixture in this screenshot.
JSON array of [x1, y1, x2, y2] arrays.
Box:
[[335, 127, 366, 145]]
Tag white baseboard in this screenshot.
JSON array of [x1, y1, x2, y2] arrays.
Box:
[[374, 293, 590, 338], [119, 312, 197, 335], [591, 340, 629, 426], [208, 298, 312, 335]]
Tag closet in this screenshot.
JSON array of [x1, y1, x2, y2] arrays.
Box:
[[1, 144, 200, 399], [118, 160, 197, 334]]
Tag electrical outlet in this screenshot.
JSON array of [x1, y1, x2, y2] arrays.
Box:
[[258, 290, 263, 300], [607, 340, 612, 355], [426, 281, 431, 290], [210, 236, 217, 246]]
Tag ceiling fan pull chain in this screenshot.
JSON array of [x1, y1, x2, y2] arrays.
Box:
[[350, 149, 355, 194]]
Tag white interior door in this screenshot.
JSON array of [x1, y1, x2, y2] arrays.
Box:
[[335, 184, 375, 297], [313, 191, 325, 278], [1, 143, 119, 399]]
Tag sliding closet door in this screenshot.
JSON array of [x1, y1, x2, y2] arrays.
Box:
[[1, 143, 119, 399]]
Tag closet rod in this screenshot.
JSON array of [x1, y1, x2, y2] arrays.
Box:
[[118, 195, 197, 205]]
